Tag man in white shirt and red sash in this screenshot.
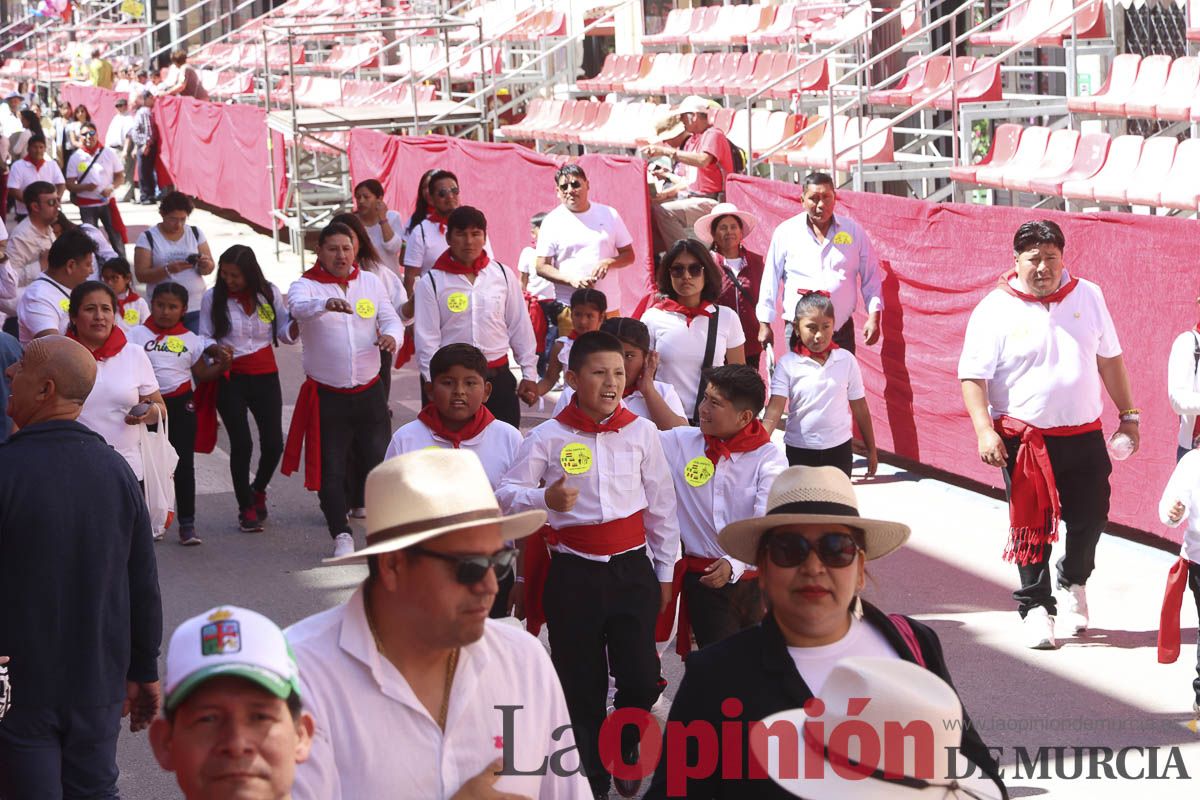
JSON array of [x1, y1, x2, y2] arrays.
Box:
[[283, 222, 404, 560], [959, 220, 1140, 650]]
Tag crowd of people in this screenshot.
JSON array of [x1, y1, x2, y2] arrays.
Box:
[[0, 83, 1196, 800]]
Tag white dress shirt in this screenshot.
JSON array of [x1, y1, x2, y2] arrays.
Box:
[[770, 348, 866, 449], [403, 219, 493, 277], [957, 274, 1121, 428], [199, 284, 296, 358], [552, 380, 686, 422], [641, 304, 746, 418], [364, 210, 406, 275], [385, 416, 523, 488], [369, 262, 408, 314], [76, 342, 159, 480], [125, 327, 213, 395], [16, 274, 72, 345], [1167, 329, 1200, 451], [1, 218, 54, 318], [495, 414, 680, 581], [757, 213, 885, 330], [659, 426, 787, 581], [287, 269, 404, 389], [6, 158, 66, 216], [1159, 448, 1200, 564], [413, 261, 538, 382], [288, 587, 589, 800]]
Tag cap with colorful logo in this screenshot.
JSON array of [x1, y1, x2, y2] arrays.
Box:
[[164, 606, 301, 712]]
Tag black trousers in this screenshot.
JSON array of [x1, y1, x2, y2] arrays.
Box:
[[215, 372, 284, 512], [544, 549, 661, 794], [682, 572, 764, 649], [833, 318, 856, 354], [1001, 429, 1111, 617], [78, 204, 122, 254], [0, 702, 123, 799], [164, 392, 197, 523], [378, 348, 392, 403], [485, 363, 521, 429], [536, 299, 562, 377], [317, 380, 389, 537], [786, 439, 853, 477], [136, 146, 157, 201], [1191, 562, 1200, 704]]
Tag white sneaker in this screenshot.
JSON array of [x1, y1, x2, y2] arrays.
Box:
[[332, 532, 355, 559], [1060, 584, 1088, 633], [349, 507, 367, 519], [1023, 606, 1058, 650]]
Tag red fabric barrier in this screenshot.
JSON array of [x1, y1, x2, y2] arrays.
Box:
[[727, 174, 1194, 541], [347, 131, 654, 311], [60, 83, 124, 147]]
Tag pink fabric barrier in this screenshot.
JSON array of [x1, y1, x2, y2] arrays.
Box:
[[60, 83, 124, 145], [347, 130, 654, 311], [728, 174, 1194, 541]]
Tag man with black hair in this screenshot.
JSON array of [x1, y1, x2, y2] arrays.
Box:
[[1, 181, 59, 332], [17, 227, 96, 344]]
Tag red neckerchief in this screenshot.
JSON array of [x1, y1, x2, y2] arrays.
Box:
[[81, 142, 101, 156], [301, 263, 360, 288], [794, 341, 839, 364], [432, 248, 490, 275], [622, 381, 638, 398], [555, 397, 638, 434], [417, 403, 495, 448], [229, 290, 257, 316], [143, 318, 189, 342], [703, 419, 771, 467], [116, 290, 141, 315], [25, 155, 45, 169], [427, 211, 449, 235], [68, 325, 127, 362], [998, 269, 1079, 306], [654, 298, 712, 327], [567, 329, 581, 340]]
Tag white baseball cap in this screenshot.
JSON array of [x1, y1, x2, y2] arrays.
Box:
[[164, 606, 301, 712]]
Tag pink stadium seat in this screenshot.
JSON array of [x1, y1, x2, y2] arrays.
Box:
[[834, 117, 895, 169], [642, 8, 694, 47], [691, 4, 739, 45], [1120, 136, 1177, 206], [784, 115, 851, 168], [665, 53, 713, 95], [1158, 137, 1200, 210], [748, 2, 797, 46], [867, 55, 924, 105], [969, 0, 1034, 46], [931, 58, 1004, 108], [665, 6, 718, 45], [725, 52, 784, 97], [711, 106, 737, 134], [695, 3, 771, 46], [765, 55, 827, 100], [1028, 133, 1111, 195], [1002, 128, 1079, 192], [566, 102, 611, 144], [888, 57, 952, 107], [811, 3, 870, 47], [909, 57, 976, 106], [1119, 54, 1171, 117], [499, 99, 556, 140], [1030, 0, 1106, 46], [750, 111, 798, 158], [707, 53, 755, 96], [1063, 134, 1142, 202], [975, 125, 1050, 187], [949, 123, 1023, 184], [1067, 53, 1139, 114], [1151, 56, 1200, 121], [577, 53, 619, 93]]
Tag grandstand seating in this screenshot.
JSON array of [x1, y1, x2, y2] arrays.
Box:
[[1068, 53, 1200, 122], [868, 56, 1003, 108], [267, 75, 435, 107], [969, 0, 1106, 47]]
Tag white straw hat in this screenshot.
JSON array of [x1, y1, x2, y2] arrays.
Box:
[[693, 202, 759, 246]]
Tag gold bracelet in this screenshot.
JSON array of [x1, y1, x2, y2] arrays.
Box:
[[1119, 407, 1141, 416]]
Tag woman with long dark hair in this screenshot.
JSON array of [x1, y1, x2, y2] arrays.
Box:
[[353, 178, 405, 278]]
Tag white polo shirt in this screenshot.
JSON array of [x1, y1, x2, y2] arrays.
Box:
[[16, 274, 72, 345], [288, 588, 589, 800], [125, 327, 214, 395], [1167, 329, 1200, 450], [385, 416, 522, 488], [534, 203, 632, 306], [6, 158, 66, 216], [1159, 448, 1200, 563], [65, 147, 122, 203], [199, 284, 296, 358], [641, 303, 746, 417], [76, 341, 159, 480], [770, 348, 865, 449], [957, 274, 1121, 429], [552, 380, 686, 422], [495, 413, 680, 581], [659, 426, 787, 581]]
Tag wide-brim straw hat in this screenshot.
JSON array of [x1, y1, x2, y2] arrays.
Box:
[[324, 449, 545, 565], [648, 110, 685, 144], [718, 466, 910, 564], [693, 202, 760, 246]]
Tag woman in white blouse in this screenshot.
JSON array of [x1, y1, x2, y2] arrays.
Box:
[[132, 191, 215, 332], [353, 179, 405, 277], [640, 238, 745, 424]]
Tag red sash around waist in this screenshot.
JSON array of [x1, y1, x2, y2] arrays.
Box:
[[656, 555, 759, 659], [1158, 556, 1194, 664], [162, 383, 192, 399], [231, 345, 278, 376], [282, 375, 381, 492]]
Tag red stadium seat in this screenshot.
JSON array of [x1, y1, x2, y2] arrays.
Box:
[[765, 55, 827, 100], [1158, 137, 1200, 210], [784, 115, 851, 168], [1028, 133, 1111, 196], [811, 3, 870, 47], [970, 0, 1035, 46], [642, 8, 694, 47], [1152, 56, 1200, 121], [1002, 128, 1079, 192], [748, 2, 797, 46], [1119, 54, 1171, 117], [834, 117, 895, 169], [1064, 134, 1142, 202], [1030, 0, 1106, 46], [750, 111, 798, 158], [877, 56, 950, 106], [706, 53, 755, 96], [1121, 137, 1177, 206], [931, 58, 1003, 108], [908, 57, 975, 106], [1068, 53, 1139, 114], [949, 123, 1023, 184], [975, 125, 1050, 187], [577, 53, 619, 93], [725, 52, 785, 97], [867, 56, 925, 106]]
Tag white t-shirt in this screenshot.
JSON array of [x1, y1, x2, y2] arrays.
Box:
[[364, 210, 406, 276], [76, 341, 160, 480], [65, 147, 122, 202], [385, 417, 522, 489], [1160, 448, 1200, 563], [6, 158, 66, 216], [957, 275, 1121, 428], [136, 225, 209, 314], [641, 303, 747, 418], [16, 274, 72, 345], [553, 380, 686, 423], [519, 245, 553, 300], [115, 293, 151, 331], [82, 222, 118, 264], [535, 203, 633, 306], [770, 348, 866, 449], [787, 616, 900, 694], [125, 326, 213, 395]]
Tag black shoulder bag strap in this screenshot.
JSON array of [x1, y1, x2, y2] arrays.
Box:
[[1192, 331, 1199, 375], [691, 306, 721, 425], [722, 265, 752, 303]]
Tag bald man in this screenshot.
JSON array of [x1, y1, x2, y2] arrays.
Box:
[[0, 336, 163, 798]]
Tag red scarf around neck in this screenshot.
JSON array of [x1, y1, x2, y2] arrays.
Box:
[[999, 269, 1079, 306], [703, 419, 772, 466], [228, 290, 257, 316], [81, 142, 100, 156], [555, 397, 638, 434], [25, 154, 45, 169], [417, 403, 495, 448], [427, 211, 449, 235], [654, 298, 712, 327], [116, 290, 141, 314], [143, 318, 189, 341], [69, 325, 127, 362], [794, 341, 839, 364], [433, 248, 490, 275], [567, 329, 582, 340], [302, 264, 360, 288]]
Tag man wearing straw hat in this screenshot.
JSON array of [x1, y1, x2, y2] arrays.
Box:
[[287, 448, 590, 799]]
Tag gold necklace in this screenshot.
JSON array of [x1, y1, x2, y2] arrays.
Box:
[[364, 596, 460, 730]]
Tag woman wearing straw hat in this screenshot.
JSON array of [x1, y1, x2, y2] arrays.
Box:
[[695, 202, 766, 371], [644, 466, 1006, 798]]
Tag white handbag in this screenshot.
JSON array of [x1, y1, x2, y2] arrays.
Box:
[[139, 411, 179, 534]]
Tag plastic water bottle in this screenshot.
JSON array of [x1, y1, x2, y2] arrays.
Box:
[[1107, 432, 1134, 461]]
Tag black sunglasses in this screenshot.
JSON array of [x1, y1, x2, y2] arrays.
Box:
[[408, 545, 517, 585], [81, 130, 97, 137], [763, 531, 861, 569], [558, 180, 583, 191], [435, 186, 460, 198], [669, 263, 704, 278]]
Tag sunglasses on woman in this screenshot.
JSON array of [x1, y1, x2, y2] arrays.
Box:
[[435, 186, 460, 198], [669, 263, 705, 279], [558, 180, 583, 191], [763, 531, 861, 569], [407, 545, 517, 585]]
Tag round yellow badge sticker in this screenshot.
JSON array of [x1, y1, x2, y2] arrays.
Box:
[[165, 336, 186, 354], [257, 304, 276, 323], [446, 292, 469, 313], [59, 298, 70, 312], [559, 443, 593, 475], [684, 456, 716, 487], [355, 299, 376, 319], [832, 231, 853, 245], [123, 308, 140, 325]]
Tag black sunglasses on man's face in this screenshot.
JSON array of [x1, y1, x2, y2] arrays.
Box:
[[407, 545, 517, 585]]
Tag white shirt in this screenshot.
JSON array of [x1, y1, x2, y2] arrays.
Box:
[[385, 416, 522, 488], [287, 268, 405, 389], [65, 147, 122, 203], [1, 218, 54, 318], [957, 275, 1121, 428], [115, 293, 151, 332], [199, 284, 296, 358], [770, 348, 865, 449], [641, 304, 747, 418], [1159, 448, 1200, 563], [659, 426, 787, 581], [82, 222, 119, 264], [136, 225, 209, 314], [555, 335, 573, 369], [787, 616, 900, 694], [125, 326, 213, 395], [520, 245, 553, 300], [17, 274, 72, 345], [535, 203, 633, 306], [552, 380, 686, 422], [367, 263, 407, 315], [363, 210, 406, 275], [496, 414, 680, 581], [403, 219, 494, 278], [1167, 329, 1200, 450], [288, 588, 589, 800], [104, 111, 134, 150], [76, 341, 159, 480], [413, 261, 538, 382], [757, 213, 884, 330], [6, 158, 66, 216]]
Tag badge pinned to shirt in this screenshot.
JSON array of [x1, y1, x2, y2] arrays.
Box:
[[355, 299, 376, 319], [123, 308, 140, 324], [59, 298, 70, 312], [447, 292, 469, 313], [560, 442, 593, 475], [832, 231, 853, 246], [258, 304, 276, 323], [684, 456, 715, 487], [165, 335, 186, 354]]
